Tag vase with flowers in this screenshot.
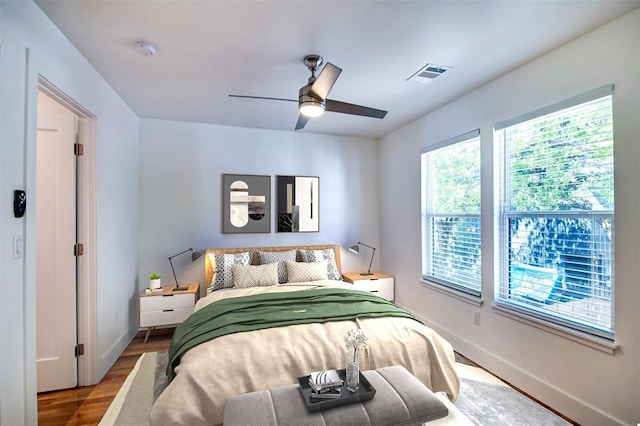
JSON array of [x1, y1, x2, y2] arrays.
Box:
[[343, 328, 368, 392]]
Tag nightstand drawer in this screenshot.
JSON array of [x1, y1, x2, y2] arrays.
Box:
[[343, 272, 395, 302], [352, 277, 394, 291], [140, 307, 193, 327], [140, 292, 194, 312], [353, 278, 394, 300], [369, 287, 394, 301]]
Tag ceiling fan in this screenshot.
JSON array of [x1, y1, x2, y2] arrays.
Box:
[[229, 55, 388, 130]]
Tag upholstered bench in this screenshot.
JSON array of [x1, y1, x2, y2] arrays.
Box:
[[223, 365, 469, 426]]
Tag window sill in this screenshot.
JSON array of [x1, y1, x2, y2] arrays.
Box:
[[492, 302, 619, 355], [420, 279, 484, 307]]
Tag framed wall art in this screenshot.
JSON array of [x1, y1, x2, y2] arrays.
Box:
[[276, 175, 319, 232], [222, 174, 271, 233]]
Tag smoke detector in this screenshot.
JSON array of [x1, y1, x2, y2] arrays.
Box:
[[408, 63, 451, 84], [135, 41, 157, 57]]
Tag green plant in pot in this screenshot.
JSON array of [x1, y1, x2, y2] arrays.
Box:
[[148, 273, 162, 289]]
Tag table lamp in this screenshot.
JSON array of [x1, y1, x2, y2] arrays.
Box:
[[168, 248, 194, 291], [349, 242, 376, 276]]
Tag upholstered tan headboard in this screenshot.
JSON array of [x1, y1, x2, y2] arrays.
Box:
[[204, 244, 341, 287]]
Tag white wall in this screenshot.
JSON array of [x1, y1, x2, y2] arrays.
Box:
[[380, 9, 640, 425], [138, 119, 381, 293], [0, 2, 139, 424]]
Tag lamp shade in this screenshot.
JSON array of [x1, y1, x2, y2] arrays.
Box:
[[191, 249, 205, 262], [349, 244, 360, 254]]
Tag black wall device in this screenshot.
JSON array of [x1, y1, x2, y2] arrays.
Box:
[[14, 190, 26, 218]]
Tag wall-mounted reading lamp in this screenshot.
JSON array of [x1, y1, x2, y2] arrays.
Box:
[[349, 242, 376, 276]]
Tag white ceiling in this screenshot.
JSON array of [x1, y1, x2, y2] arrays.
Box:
[[35, 0, 639, 139]]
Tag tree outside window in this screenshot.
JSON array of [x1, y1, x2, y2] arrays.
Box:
[[496, 90, 614, 338], [421, 131, 481, 296]]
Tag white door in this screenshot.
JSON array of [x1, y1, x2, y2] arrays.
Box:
[[36, 90, 78, 392]]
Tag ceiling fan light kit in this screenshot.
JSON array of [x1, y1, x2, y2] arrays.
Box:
[[229, 54, 388, 130], [299, 85, 325, 117], [299, 100, 325, 117]]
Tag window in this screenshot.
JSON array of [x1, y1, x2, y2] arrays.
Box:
[[495, 86, 614, 340], [421, 130, 481, 296]]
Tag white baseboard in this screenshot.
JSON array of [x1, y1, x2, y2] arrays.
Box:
[[99, 323, 139, 380], [397, 302, 625, 426]]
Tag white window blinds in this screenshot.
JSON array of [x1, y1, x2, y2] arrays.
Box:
[[495, 87, 614, 339], [421, 130, 481, 296]]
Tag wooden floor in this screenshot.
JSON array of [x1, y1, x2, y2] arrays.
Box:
[[37, 329, 173, 426]]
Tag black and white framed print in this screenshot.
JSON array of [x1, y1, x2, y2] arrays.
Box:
[[277, 175, 319, 232], [223, 174, 271, 233]]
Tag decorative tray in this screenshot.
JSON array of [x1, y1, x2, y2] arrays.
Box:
[[297, 369, 376, 412]]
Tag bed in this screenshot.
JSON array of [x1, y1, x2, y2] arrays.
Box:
[[149, 244, 460, 426]]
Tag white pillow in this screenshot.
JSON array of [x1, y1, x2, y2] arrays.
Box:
[[298, 249, 341, 280], [285, 260, 329, 283], [232, 263, 279, 288]]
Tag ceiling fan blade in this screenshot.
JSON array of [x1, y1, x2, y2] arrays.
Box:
[[309, 62, 342, 100], [229, 94, 297, 103], [325, 99, 388, 119], [295, 115, 310, 130]]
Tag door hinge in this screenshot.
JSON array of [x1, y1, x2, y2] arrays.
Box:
[[74, 143, 84, 156], [74, 243, 84, 256], [75, 343, 85, 357]]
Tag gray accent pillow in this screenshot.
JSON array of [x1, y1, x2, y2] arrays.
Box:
[[257, 250, 297, 283], [299, 248, 341, 280], [209, 251, 253, 291]]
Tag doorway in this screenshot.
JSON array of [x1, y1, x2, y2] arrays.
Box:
[[35, 78, 98, 392]]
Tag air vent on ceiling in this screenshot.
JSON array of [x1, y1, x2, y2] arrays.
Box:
[[408, 63, 451, 84]]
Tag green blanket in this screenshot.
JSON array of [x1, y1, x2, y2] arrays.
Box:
[[166, 287, 418, 381]]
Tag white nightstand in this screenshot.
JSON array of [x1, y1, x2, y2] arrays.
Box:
[[342, 271, 395, 302], [139, 284, 199, 342]]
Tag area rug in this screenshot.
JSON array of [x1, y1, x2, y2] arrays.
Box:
[[99, 352, 158, 426], [100, 351, 570, 425], [454, 363, 570, 425]]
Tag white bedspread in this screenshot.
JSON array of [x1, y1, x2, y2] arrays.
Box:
[[149, 280, 460, 426]]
